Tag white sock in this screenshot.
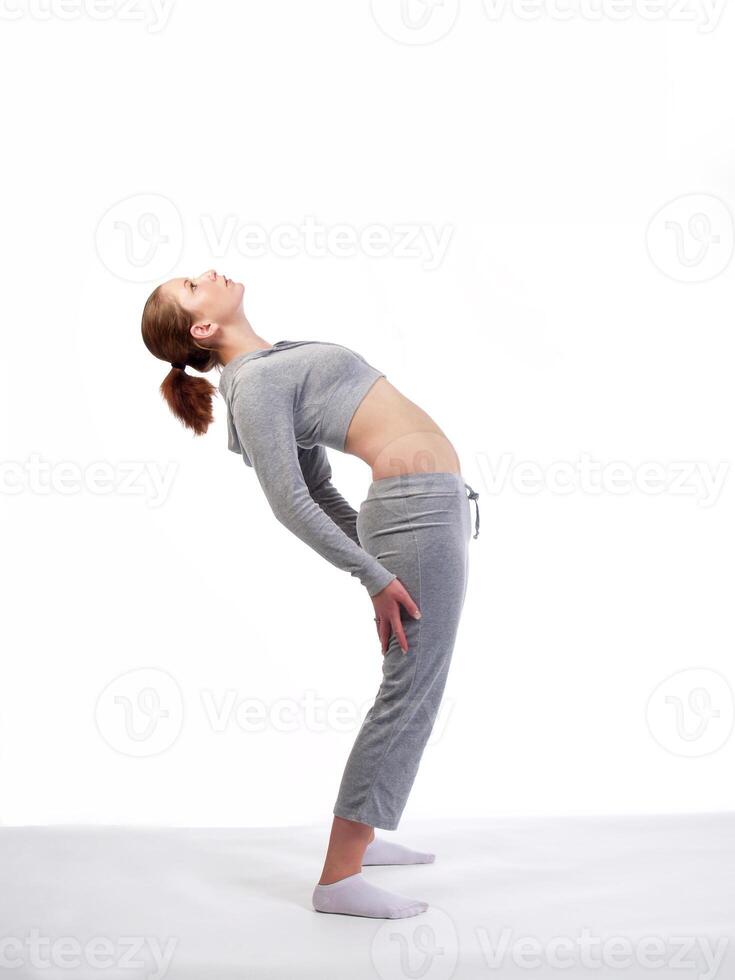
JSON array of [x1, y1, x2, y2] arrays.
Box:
[[312, 872, 428, 918], [362, 837, 436, 866]]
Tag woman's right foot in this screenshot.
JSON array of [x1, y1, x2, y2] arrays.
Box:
[[312, 872, 429, 919]]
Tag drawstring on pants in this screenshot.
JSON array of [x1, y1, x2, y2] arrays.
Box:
[[464, 482, 480, 539]]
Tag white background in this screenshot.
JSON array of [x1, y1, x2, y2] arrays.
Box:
[[1, 0, 733, 827]]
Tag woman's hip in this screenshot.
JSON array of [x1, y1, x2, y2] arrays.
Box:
[[356, 470, 477, 608]]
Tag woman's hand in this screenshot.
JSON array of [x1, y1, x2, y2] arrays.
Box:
[[371, 578, 421, 655]]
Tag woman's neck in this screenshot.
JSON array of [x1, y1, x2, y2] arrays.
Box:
[[218, 315, 273, 365]]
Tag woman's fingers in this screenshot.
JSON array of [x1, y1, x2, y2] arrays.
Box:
[[374, 613, 389, 655], [371, 578, 421, 656], [379, 618, 391, 655], [400, 592, 422, 622], [392, 612, 409, 655]]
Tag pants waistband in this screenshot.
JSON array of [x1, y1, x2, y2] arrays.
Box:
[[365, 471, 481, 539]]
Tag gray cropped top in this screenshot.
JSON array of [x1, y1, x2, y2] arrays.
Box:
[[218, 339, 398, 597]]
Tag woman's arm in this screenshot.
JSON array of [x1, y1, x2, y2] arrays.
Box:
[[229, 384, 397, 597], [298, 445, 360, 547]]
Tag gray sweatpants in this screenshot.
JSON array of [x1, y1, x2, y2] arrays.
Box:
[[332, 471, 480, 831]]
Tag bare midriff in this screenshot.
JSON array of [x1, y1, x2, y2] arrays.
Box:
[[344, 377, 462, 482]]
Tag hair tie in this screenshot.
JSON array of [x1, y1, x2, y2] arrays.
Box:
[[171, 362, 186, 372]]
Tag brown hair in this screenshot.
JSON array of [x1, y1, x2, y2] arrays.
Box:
[[141, 285, 220, 436]]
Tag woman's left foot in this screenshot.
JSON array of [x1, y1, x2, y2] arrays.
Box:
[[362, 837, 436, 866]]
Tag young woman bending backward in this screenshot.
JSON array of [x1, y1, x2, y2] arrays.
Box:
[[141, 269, 481, 919]]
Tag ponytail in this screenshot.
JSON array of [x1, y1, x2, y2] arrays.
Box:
[[160, 366, 217, 436], [141, 285, 219, 436]]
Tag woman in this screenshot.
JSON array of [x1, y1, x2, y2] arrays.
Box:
[[141, 269, 480, 919]]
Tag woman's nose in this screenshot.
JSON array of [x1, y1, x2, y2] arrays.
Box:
[[196, 269, 217, 281]]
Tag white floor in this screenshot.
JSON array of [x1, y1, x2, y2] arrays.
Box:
[[0, 813, 732, 979]]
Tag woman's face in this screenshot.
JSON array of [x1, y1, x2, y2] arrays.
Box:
[[162, 269, 245, 325]]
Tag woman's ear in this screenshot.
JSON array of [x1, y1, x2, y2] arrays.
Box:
[[190, 320, 220, 343]]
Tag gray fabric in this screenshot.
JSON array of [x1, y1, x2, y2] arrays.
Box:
[[218, 340, 398, 597], [333, 471, 476, 831]]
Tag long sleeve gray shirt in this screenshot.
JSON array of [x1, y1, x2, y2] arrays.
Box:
[[218, 339, 398, 597]]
